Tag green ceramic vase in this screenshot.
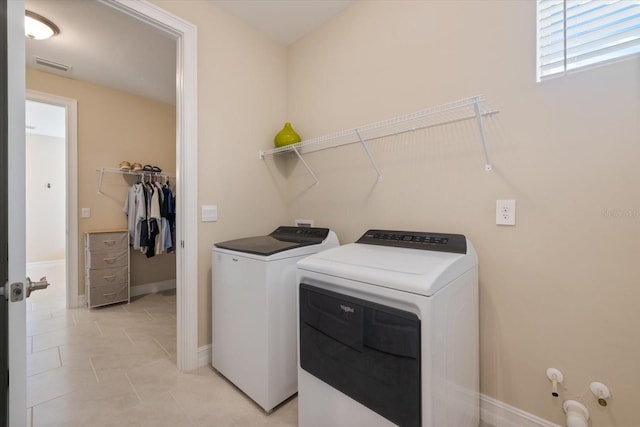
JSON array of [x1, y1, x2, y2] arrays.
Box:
[[274, 122, 301, 148]]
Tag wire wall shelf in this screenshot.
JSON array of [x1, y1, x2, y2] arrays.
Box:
[[259, 95, 499, 185], [97, 167, 176, 195]]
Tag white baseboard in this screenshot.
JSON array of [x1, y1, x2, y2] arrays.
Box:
[[198, 344, 212, 368], [480, 394, 561, 427], [27, 259, 65, 269], [130, 279, 176, 297]]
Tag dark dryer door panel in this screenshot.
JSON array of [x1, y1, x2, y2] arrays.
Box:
[[299, 283, 421, 427]]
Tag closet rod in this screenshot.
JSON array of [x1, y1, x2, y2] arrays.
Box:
[[97, 167, 176, 195]]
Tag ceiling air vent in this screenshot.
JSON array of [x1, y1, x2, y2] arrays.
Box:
[[33, 56, 72, 73]]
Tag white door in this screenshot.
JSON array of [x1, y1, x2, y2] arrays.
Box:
[[2, 0, 28, 425], [0, 1, 7, 421]]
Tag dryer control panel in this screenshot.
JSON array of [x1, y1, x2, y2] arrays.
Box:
[[356, 229, 467, 254]]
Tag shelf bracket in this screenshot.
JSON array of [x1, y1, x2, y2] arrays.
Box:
[[97, 167, 106, 195], [291, 146, 319, 186], [355, 129, 383, 182], [472, 96, 493, 171]]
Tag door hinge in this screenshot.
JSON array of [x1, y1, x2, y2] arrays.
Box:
[[181, 240, 184, 248]]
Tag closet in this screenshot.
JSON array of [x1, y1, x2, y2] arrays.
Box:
[[95, 167, 177, 304]]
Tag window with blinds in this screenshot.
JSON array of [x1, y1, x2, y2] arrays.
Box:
[[537, 0, 640, 81]]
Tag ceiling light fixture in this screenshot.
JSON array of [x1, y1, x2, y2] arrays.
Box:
[[25, 10, 60, 40]]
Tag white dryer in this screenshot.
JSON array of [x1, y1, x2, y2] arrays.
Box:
[[296, 230, 478, 427], [212, 226, 339, 412]]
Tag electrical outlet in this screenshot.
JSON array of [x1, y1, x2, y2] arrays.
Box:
[[496, 199, 516, 225]]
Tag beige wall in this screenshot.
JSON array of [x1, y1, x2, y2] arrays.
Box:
[[148, 1, 289, 347], [26, 68, 177, 294], [283, 1, 640, 425], [25, 133, 65, 263], [27, 1, 639, 423]]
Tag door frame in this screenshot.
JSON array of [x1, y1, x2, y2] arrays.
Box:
[[25, 90, 78, 310], [102, 0, 199, 371]]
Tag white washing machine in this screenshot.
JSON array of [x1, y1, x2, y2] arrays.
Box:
[[296, 229, 478, 427], [212, 226, 339, 412]]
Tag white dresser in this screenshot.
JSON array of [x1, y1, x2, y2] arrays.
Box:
[[84, 230, 130, 308]]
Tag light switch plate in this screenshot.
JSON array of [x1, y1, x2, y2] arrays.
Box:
[[201, 205, 218, 222], [81, 208, 91, 218]]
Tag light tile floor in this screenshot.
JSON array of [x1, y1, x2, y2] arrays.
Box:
[[26, 264, 298, 427]]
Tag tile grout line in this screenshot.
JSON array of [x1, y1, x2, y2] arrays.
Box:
[[169, 391, 197, 426], [88, 357, 100, 383], [143, 308, 156, 320], [153, 338, 172, 359], [125, 372, 143, 403], [122, 327, 135, 345], [94, 320, 104, 337], [57, 346, 63, 369]]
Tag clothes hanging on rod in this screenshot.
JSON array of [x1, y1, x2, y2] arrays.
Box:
[[123, 177, 176, 258], [124, 181, 146, 250], [161, 180, 176, 253]]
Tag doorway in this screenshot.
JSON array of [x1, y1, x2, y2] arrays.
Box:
[[25, 99, 67, 314], [2, 1, 195, 424], [23, 0, 198, 375], [25, 90, 78, 310], [104, 0, 199, 371]]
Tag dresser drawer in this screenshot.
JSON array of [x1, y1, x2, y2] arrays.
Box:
[[87, 266, 128, 287], [86, 249, 128, 269], [85, 230, 130, 309], [86, 232, 128, 252], [88, 282, 129, 308]]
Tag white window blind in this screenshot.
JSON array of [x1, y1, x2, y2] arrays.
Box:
[[537, 0, 640, 80]]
